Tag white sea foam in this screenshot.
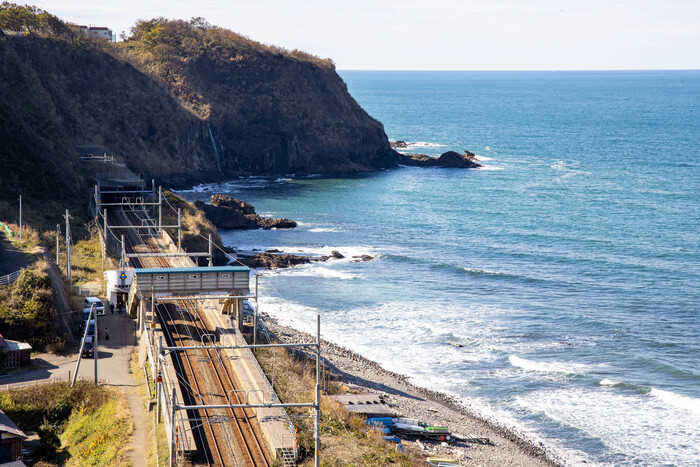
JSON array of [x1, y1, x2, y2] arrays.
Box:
[[516, 387, 700, 466], [461, 267, 501, 275], [599, 378, 619, 386], [509, 355, 590, 375], [405, 141, 445, 148], [476, 165, 503, 171], [474, 154, 493, 161], [650, 388, 700, 416], [280, 265, 362, 281], [309, 227, 341, 233], [256, 294, 318, 332]]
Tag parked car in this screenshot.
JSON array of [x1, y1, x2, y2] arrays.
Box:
[[83, 297, 105, 316], [81, 319, 96, 338], [81, 335, 94, 358]]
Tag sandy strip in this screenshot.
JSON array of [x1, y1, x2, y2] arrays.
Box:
[[260, 316, 565, 466]]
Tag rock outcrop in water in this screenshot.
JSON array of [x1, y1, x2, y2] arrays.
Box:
[[194, 194, 297, 230], [390, 140, 409, 149], [399, 150, 482, 169], [236, 251, 317, 269]]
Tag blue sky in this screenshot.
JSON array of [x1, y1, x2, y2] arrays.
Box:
[[35, 0, 700, 70]]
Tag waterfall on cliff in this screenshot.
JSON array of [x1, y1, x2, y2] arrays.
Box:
[[208, 126, 222, 172]]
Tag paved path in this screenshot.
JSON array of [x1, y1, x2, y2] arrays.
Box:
[[0, 230, 25, 276], [0, 311, 149, 466]]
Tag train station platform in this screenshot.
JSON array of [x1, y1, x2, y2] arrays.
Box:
[[200, 300, 297, 464]]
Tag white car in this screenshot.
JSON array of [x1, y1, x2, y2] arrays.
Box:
[[83, 296, 105, 316]]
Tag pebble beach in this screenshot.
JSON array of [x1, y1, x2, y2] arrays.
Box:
[[263, 317, 564, 466]]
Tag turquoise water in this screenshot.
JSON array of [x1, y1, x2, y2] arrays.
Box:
[[181, 71, 700, 465]]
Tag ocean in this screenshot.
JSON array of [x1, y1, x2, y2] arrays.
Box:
[[179, 70, 700, 466]]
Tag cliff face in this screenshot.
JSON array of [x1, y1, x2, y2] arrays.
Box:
[[124, 19, 399, 176], [0, 17, 400, 206]]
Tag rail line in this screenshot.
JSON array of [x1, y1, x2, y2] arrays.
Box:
[[180, 299, 271, 467], [157, 301, 227, 466], [108, 204, 272, 466]]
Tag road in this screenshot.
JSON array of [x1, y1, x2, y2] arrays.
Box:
[[0, 310, 148, 466]]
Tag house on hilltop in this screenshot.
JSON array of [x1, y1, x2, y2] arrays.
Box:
[[0, 335, 31, 369], [78, 25, 113, 41]]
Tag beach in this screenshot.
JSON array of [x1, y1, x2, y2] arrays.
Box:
[[262, 315, 563, 466]]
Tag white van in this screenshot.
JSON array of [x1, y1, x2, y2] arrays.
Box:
[[83, 297, 105, 316]]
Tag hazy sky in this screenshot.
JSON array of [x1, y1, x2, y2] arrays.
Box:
[[34, 0, 700, 70]]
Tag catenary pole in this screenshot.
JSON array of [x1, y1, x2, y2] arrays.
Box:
[[170, 387, 176, 466], [254, 274, 259, 345], [208, 234, 213, 267], [158, 186, 162, 232], [177, 208, 181, 252]]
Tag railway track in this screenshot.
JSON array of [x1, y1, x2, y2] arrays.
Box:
[[179, 299, 270, 467], [108, 204, 272, 466]]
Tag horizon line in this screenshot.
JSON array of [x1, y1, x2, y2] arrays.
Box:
[[337, 68, 700, 72]]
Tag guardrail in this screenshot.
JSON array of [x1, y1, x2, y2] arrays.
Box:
[[2, 376, 109, 391], [0, 221, 15, 238], [0, 270, 20, 286]]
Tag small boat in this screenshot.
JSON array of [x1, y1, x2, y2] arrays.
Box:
[[366, 417, 393, 427], [426, 457, 459, 466], [382, 436, 402, 443]]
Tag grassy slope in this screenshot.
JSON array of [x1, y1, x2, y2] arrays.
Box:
[[0, 382, 133, 466], [0, 225, 61, 352], [254, 345, 421, 466]]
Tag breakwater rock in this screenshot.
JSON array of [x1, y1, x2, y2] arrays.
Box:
[[194, 194, 297, 230]]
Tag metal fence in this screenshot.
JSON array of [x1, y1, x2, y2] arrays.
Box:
[[0, 270, 20, 286]]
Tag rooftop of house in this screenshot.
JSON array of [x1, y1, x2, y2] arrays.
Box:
[[0, 409, 27, 439]]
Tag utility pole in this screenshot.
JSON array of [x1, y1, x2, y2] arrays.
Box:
[[56, 225, 60, 265], [94, 307, 99, 385], [18, 195, 22, 240], [71, 303, 95, 387], [94, 185, 99, 221], [315, 314, 321, 467], [101, 223, 105, 272], [65, 210, 71, 284], [208, 234, 213, 267], [103, 208, 108, 248], [121, 234, 125, 268]]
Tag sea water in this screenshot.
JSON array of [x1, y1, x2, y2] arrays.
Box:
[[179, 71, 700, 466]]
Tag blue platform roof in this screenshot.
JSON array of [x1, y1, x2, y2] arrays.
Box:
[[134, 266, 249, 275]]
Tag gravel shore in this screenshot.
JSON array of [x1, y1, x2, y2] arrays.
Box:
[[260, 316, 565, 467]]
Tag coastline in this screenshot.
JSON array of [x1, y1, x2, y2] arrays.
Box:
[[259, 312, 565, 466]]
